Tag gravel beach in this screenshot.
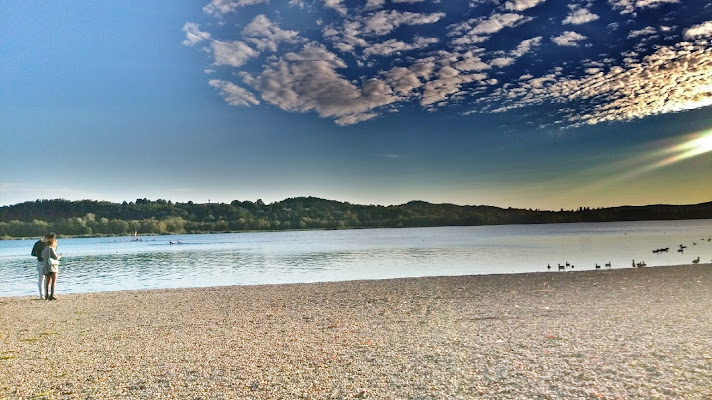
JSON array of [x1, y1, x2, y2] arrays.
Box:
[[2, 264, 712, 399]]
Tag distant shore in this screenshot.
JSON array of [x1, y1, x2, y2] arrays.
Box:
[[2, 197, 711, 239], [2, 264, 712, 399]]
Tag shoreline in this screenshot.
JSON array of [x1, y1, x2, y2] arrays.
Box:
[[1, 262, 709, 300], [2, 215, 711, 241], [2, 264, 712, 398]]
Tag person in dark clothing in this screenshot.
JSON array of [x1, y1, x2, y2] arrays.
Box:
[[31, 233, 54, 299]]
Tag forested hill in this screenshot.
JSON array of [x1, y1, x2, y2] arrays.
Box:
[[1, 197, 711, 238]]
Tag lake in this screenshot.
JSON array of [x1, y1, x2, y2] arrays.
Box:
[[1, 220, 711, 297]]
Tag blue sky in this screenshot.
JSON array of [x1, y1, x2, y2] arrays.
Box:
[[1, 0, 711, 211]]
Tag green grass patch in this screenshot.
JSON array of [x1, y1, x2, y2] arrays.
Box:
[[21, 331, 58, 342], [31, 391, 54, 399]]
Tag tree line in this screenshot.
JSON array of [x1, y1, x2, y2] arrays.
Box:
[[1, 197, 711, 239]]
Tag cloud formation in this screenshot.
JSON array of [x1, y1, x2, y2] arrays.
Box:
[[608, 0, 680, 14], [504, 0, 546, 12], [203, 0, 269, 17], [211, 40, 259, 67], [243, 15, 300, 51], [209, 79, 260, 106], [363, 10, 446, 36], [684, 21, 712, 38], [184, 1, 712, 128], [551, 31, 587, 46], [483, 40, 712, 126], [239, 44, 398, 125], [563, 7, 599, 25], [182, 23, 211, 46]]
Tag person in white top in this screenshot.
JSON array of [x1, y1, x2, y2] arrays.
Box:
[[31, 233, 53, 299], [41, 235, 62, 300]]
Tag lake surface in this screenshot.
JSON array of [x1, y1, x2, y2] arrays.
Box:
[[2, 220, 711, 297]]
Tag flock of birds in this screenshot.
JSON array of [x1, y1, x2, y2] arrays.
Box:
[[547, 237, 712, 271]]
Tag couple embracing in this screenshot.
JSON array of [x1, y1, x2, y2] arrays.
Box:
[[31, 232, 62, 300]]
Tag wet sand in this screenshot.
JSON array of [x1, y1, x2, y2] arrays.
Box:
[[2, 264, 712, 399]]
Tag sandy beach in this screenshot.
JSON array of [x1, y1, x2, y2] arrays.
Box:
[[2, 264, 711, 399]]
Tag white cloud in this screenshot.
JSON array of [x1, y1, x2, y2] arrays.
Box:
[[185, 0, 710, 127], [410, 60, 436, 79], [209, 79, 260, 106], [323, 0, 347, 15], [182, 23, 212, 46], [484, 41, 712, 126], [325, 11, 444, 56], [511, 36, 542, 57], [384, 67, 424, 96], [635, 0, 679, 8], [334, 113, 379, 125], [628, 26, 657, 38], [563, 8, 600, 25], [471, 13, 530, 35], [239, 44, 397, 125], [450, 13, 533, 47], [326, 20, 369, 53], [504, 0, 546, 11], [454, 52, 491, 72], [363, 10, 446, 36], [684, 21, 712, 38], [364, 37, 439, 57], [211, 40, 259, 67], [490, 57, 516, 68], [552, 31, 587, 46], [203, 0, 270, 17], [243, 15, 300, 51], [365, 0, 386, 9], [608, 0, 679, 14], [421, 66, 487, 105]]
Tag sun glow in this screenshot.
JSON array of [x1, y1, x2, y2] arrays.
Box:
[[682, 130, 712, 156], [655, 129, 712, 168], [569, 129, 712, 198]]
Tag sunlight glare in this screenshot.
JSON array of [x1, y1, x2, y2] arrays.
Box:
[[569, 128, 712, 198]]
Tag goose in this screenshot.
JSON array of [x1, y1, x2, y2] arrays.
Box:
[[605, 262, 611, 268], [636, 261, 646, 268], [692, 257, 700, 264], [547, 264, 551, 270], [595, 263, 601, 269], [558, 264, 565, 271]]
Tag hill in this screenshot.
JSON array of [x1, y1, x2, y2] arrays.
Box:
[[1, 197, 711, 238]]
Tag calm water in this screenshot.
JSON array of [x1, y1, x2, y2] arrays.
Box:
[[1, 220, 711, 297]]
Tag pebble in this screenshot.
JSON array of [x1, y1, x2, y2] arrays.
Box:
[[1, 265, 711, 398]]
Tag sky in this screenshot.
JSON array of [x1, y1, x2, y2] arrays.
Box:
[[1, 0, 711, 211]]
